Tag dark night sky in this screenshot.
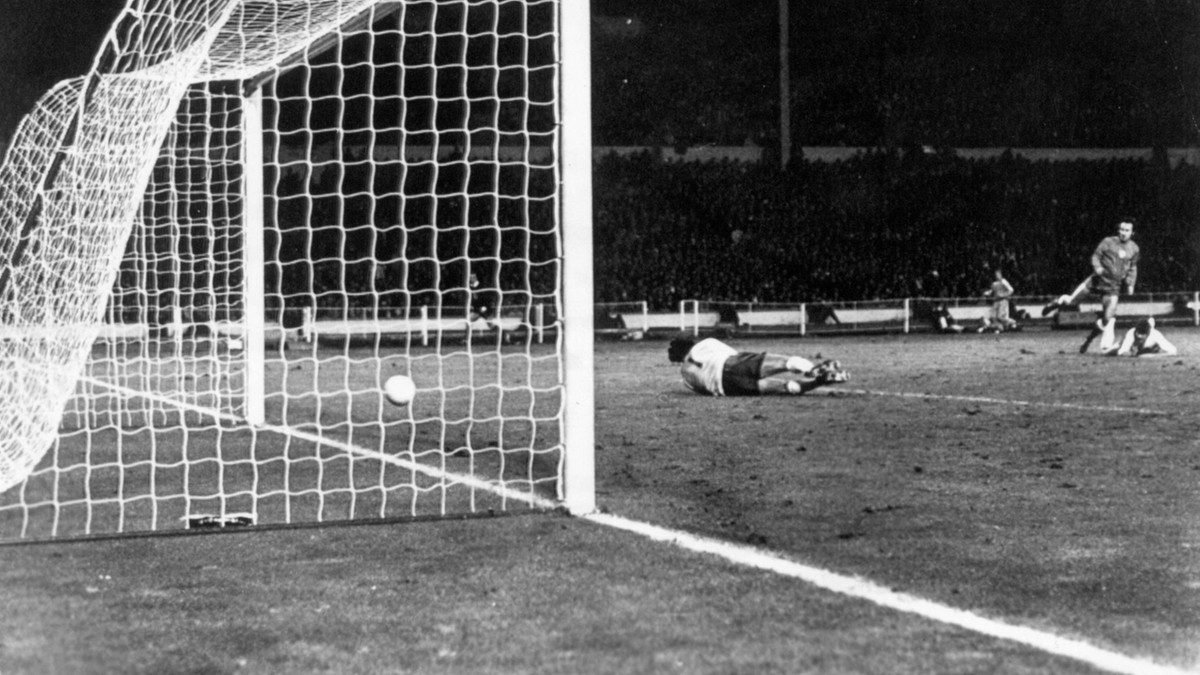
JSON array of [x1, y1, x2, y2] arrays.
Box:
[[1, 1, 1198, 149], [0, 0, 126, 142]]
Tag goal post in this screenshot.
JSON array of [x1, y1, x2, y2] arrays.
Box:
[[242, 87, 268, 428], [560, 0, 596, 516], [0, 0, 595, 541]]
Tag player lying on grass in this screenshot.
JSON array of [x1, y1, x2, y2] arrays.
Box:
[[667, 336, 849, 396], [932, 303, 965, 333], [1103, 317, 1178, 357], [1041, 218, 1139, 353]]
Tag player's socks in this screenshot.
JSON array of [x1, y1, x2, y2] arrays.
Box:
[[785, 356, 812, 373], [1097, 318, 1117, 352], [1079, 319, 1103, 353]]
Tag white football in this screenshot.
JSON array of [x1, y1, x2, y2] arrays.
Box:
[[384, 375, 416, 406]]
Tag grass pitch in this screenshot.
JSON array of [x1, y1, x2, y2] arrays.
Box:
[[2, 327, 1198, 674]]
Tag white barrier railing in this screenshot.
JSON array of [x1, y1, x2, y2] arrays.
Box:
[[7, 293, 1196, 346], [661, 293, 1200, 336], [300, 307, 531, 345]]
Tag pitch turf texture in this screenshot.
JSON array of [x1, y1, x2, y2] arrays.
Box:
[[2, 329, 1199, 674]]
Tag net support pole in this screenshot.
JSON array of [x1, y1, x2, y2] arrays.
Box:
[[242, 88, 267, 427], [560, 0, 596, 515]]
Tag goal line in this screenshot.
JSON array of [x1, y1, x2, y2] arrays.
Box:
[[586, 512, 1193, 675], [815, 388, 1170, 417], [78, 373, 563, 516]]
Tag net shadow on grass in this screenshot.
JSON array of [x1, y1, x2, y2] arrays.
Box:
[[1, 345, 564, 541]]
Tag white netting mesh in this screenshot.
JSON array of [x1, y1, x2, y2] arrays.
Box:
[[0, 0, 573, 540], [0, 48, 205, 493]]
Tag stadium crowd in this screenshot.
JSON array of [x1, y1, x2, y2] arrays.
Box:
[[588, 0, 1200, 310], [593, 148, 1200, 309], [240, 145, 1200, 319], [133, 2, 1200, 319]]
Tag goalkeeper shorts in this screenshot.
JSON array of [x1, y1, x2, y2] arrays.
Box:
[[722, 352, 767, 396]]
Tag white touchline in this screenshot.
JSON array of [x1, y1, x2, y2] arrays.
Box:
[[584, 513, 1193, 675], [83, 376, 1190, 674], [818, 387, 1166, 416]]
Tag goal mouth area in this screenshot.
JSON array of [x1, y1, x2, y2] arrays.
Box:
[[0, 0, 595, 540], [0, 364, 565, 542], [0, 505, 564, 548]]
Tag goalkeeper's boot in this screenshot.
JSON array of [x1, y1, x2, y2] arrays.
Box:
[[821, 368, 850, 384], [815, 363, 850, 384], [811, 360, 841, 379]]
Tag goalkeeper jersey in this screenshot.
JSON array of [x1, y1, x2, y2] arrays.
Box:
[[1117, 327, 1176, 356], [680, 338, 738, 396]]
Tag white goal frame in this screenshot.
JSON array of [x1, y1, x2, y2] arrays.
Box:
[[0, 0, 595, 541], [559, 0, 596, 515]]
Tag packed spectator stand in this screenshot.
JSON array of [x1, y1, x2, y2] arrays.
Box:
[[589, 1, 1200, 315], [593, 148, 1200, 311], [96, 1, 1200, 337]]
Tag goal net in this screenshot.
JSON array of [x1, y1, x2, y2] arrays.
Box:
[[0, 0, 594, 541]]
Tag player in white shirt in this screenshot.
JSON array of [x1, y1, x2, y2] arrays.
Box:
[[1103, 317, 1178, 357], [979, 269, 1019, 332], [667, 337, 849, 396]]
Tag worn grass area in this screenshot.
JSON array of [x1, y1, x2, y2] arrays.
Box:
[[597, 330, 1200, 669], [2, 328, 1199, 674]]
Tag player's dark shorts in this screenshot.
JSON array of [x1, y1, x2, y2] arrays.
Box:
[[722, 351, 766, 396], [1088, 274, 1122, 296]]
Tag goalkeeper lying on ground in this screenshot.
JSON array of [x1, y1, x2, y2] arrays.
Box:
[[668, 336, 849, 396], [1103, 317, 1178, 357]]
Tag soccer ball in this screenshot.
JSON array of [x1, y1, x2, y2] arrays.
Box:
[[384, 375, 416, 406]]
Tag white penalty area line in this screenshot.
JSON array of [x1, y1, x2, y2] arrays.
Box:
[[78, 376, 560, 512], [585, 512, 1193, 675], [816, 387, 1166, 416]]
